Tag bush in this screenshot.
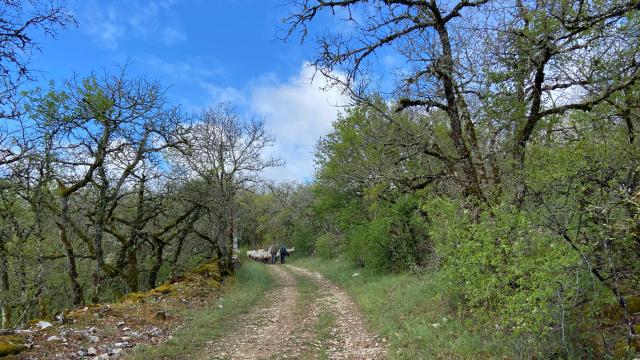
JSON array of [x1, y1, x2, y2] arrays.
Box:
[[315, 233, 340, 259], [344, 194, 430, 272], [426, 197, 581, 337], [290, 224, 316, 256]]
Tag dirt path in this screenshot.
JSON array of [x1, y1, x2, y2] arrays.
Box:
[[201, 264, 386, 360], [286, 265, 387, 360]]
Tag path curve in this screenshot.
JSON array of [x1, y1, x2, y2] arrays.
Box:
[[203, 264, 386, 359]]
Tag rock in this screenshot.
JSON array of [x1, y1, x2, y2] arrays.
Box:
[[78, 349, 87, 357], [55, 313, 65, 323], [46, 335, 61, 342], [352, 272, 360, 277], [148, 327, 162, 336], [154, 311, 167, 321], [89, 335, 100, 343], [87, 347, 98, 355], [97, 353, 110, 359], [110, 347, 123, 355], [36, 321, 53, 329], [0, 335, 28, 356], [121, 326, 131, 331], [116, 321, 125, 326], [114, 342, 128, 348], [89, 327, 97, 333], [126, 331, 141, 338]]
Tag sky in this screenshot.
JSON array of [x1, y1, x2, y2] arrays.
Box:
[[29, 0, 353, 183]]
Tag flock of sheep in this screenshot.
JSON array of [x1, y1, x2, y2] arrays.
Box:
[[246, 247, 295, 263]]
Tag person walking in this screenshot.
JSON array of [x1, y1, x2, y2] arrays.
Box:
[[279, 245, 289, 264], [269, 244, 277, 264]]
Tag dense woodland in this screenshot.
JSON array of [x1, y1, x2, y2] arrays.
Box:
[[1, 0, 639, 358]]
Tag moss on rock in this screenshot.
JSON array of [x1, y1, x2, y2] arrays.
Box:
[[191, 261, 221, 281], [120, 283, 175, 303], [0, 335, 27, 356], [152, 283, 174, 295]]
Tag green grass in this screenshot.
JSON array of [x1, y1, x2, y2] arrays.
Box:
[[291, 271, 338, 360], [289, 257, 525, 359], [315, 310, 336, 360], [125, 261, 275, 360]]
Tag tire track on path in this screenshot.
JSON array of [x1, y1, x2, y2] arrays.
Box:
[[200, 264, 386, 359], [286, 265, 387, 360]]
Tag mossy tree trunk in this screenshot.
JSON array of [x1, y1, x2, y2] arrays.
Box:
[[147, 240, 164, 290], [57, 196, 84, 307], [0, 237, 11, 329]]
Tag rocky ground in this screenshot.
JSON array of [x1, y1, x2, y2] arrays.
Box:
[[0, 261, 222, 359]]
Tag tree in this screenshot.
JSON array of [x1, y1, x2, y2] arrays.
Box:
[[0, 0, 74, 120], [172, 104, 281, 271], [25, 70, 186, 305], [285, 0, 640, 204]]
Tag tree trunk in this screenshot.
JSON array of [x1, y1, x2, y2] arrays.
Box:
[[57, 196, 84, 306], [91, 168, 108, 303], [0, 238, 11, 329], [430, 6, 486, 202], [170, 236, 184, 277], [126, 246, 138, 293], [148, 241, 164, 290]]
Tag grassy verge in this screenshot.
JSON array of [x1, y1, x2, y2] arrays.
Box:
[[125, 261, 275, 359], [289, 257, 522, 359]]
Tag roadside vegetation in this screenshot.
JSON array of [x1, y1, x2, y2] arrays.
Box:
[[126, 261, 275, 360], [290, 257, 526, 359]]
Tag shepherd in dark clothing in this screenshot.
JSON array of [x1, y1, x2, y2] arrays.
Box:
[[279, 245, 289, 264]]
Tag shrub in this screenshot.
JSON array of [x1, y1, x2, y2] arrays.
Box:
[[426, 197, 581, 337]]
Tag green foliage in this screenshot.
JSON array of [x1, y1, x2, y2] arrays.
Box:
[[426, 198, 582, 335], [290, 224, 316, 256], [343, 194, 429, 272], [315, 233, 338, 260]]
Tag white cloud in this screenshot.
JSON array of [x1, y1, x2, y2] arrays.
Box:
[[161, 27, 187, 45], [180, 62, 350, 182], [137, 54, 224, 80], [78, 0, 186, 49], [250, 63, 349, 182], [201, 83, 247, 106], [83, 5, 124, 50]]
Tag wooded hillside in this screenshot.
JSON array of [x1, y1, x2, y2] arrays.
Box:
[[0, 0, 639, 358]]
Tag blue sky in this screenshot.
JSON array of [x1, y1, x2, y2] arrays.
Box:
[[29, 0, 352, 182]]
